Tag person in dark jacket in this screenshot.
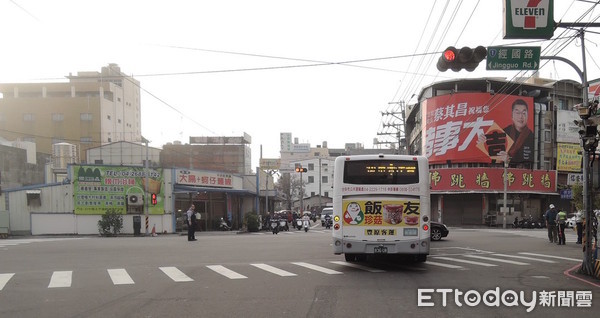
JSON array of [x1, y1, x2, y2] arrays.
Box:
[[544, 204, 558, 243]]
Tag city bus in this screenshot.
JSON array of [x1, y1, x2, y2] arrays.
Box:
[[332, 154, 430, 262]]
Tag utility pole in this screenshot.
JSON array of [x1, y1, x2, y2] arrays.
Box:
[[378, 101, 407, 154]]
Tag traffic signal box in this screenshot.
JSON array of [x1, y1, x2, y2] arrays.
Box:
[[295, 167, 307, 173], [437, 46, 487, 72]]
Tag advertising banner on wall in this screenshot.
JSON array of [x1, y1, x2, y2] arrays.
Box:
[[422, 93, 534, 164], [556, 143, 582, 172], [429, 168, 556, 193], [74, 166, 164, 215], [557, 110, 581, 144], [176, 169, 234, 188]]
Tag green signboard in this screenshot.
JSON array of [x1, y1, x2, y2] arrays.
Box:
[[503, 0, 554, 39], [486, 46, 541, 71], [74, 165, 164, 215]]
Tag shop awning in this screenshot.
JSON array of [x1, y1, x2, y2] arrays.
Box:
[[173, 185, 255, 196]]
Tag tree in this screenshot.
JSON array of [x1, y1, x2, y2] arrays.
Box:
[[97, 208, 124, 236], [571, 183, 600, 211], [274, 173, 304, 211]]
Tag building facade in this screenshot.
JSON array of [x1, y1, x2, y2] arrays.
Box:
[[0, 64, 141, 162], [405, 77, 583, 226]]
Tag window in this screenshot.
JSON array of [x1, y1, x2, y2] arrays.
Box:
[[322, 176, 328, 183], [52, 113, 64, 122], [558, 99, 569, 110], [23, 113, 35, 121], [311, 192, 315, 196], [80, 137, 92, 143], [308, 176, 314, 183], [324, 191, 329, 197], [80, 113, 92, 121], [308, 163, 314, 170], [544, 130, 551, 142]]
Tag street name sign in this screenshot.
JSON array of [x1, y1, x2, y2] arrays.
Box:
[[486, 46, 541, 71]]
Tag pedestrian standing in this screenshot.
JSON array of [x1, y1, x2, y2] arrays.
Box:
[[544, 204, 558, 243], [575, 210, 583, 244], [187, 204, 197, 241], [556, 209, 567, 245]]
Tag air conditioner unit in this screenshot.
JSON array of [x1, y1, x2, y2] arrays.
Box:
[[128, 194, 144, 206]]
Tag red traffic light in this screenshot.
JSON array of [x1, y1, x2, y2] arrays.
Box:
[[295, 167, 307, 173], [443, 48, 456, 62], [151, 193, 157, 205]]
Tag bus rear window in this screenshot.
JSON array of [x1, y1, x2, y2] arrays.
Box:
[[343, 160, 419, 185]]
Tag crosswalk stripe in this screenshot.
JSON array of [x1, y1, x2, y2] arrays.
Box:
[[492, 253, 556, 263], [250, 263, 297, 277], [329, 261, 386, 273], [0, 273, 15, 291], [432, 256, 497, 267], [48, 271, 72, 288], [159, 267, 194, 282], [425, 261, 465, 269], [518, 252, 581, 262], [292, 262, 343, 274], [107, 269, 135, 285], [207, 265, 247, 279], [464, 254, 529, 265]]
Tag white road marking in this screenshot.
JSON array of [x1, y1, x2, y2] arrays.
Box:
[[48, 271, 72, 288], [292, 262, 343, 274], [329, 261, 386, 273], [207, 265, 247, 279], [107, 268, 135, 285], [425, 261, 465, 269], [159, 267, 194, 282], [492, 253, 556, 263], [250, 263, 297, 277], [432, 256, 497, 267], [464, 254, 529, 265], [518, 252, 581, 262], [0, 273, 15, 291]]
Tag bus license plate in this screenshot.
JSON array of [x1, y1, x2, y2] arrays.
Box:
[[374, 246, 388, 254], [404, 228, 418, 236]]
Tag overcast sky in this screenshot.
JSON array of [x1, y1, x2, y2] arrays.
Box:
[[0, 0, 598, 171]]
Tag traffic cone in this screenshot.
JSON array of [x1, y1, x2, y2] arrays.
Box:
[[151, 224, 157, 237]]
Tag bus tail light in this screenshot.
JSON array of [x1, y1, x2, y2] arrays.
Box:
[[334, 223, 340, 230], [423, 224, 429, 231]]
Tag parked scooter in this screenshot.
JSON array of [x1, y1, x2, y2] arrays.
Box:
[[219, 218, 231, 231]]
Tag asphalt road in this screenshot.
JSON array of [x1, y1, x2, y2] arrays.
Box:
[[0, 225, 598, 318]]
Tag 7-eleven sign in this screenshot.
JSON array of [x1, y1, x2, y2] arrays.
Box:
[[504, 0, 555, 39]]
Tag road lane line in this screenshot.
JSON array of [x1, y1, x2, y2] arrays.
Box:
[[518, 252, 581, 262], [251, 263, 297, 277], [107, 269, 135, 285], [464, 254, 529, 265], [207, 265, 247, 279], [425, 261, 465, 269], [432, 256, 497, 267], [0, 273, 15, 291], [492, 253, 556, 263], [48, 271, 72, 288], [329, 261, 386, 273], [159, 267, 194, 282], [292, 262, 343, 274]]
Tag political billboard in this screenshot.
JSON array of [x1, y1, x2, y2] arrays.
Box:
[[422, 93, 534, 164]]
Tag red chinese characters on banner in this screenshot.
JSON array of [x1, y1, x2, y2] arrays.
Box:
[[421, 93, 534, 164], [429, 168, 556, 193]]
